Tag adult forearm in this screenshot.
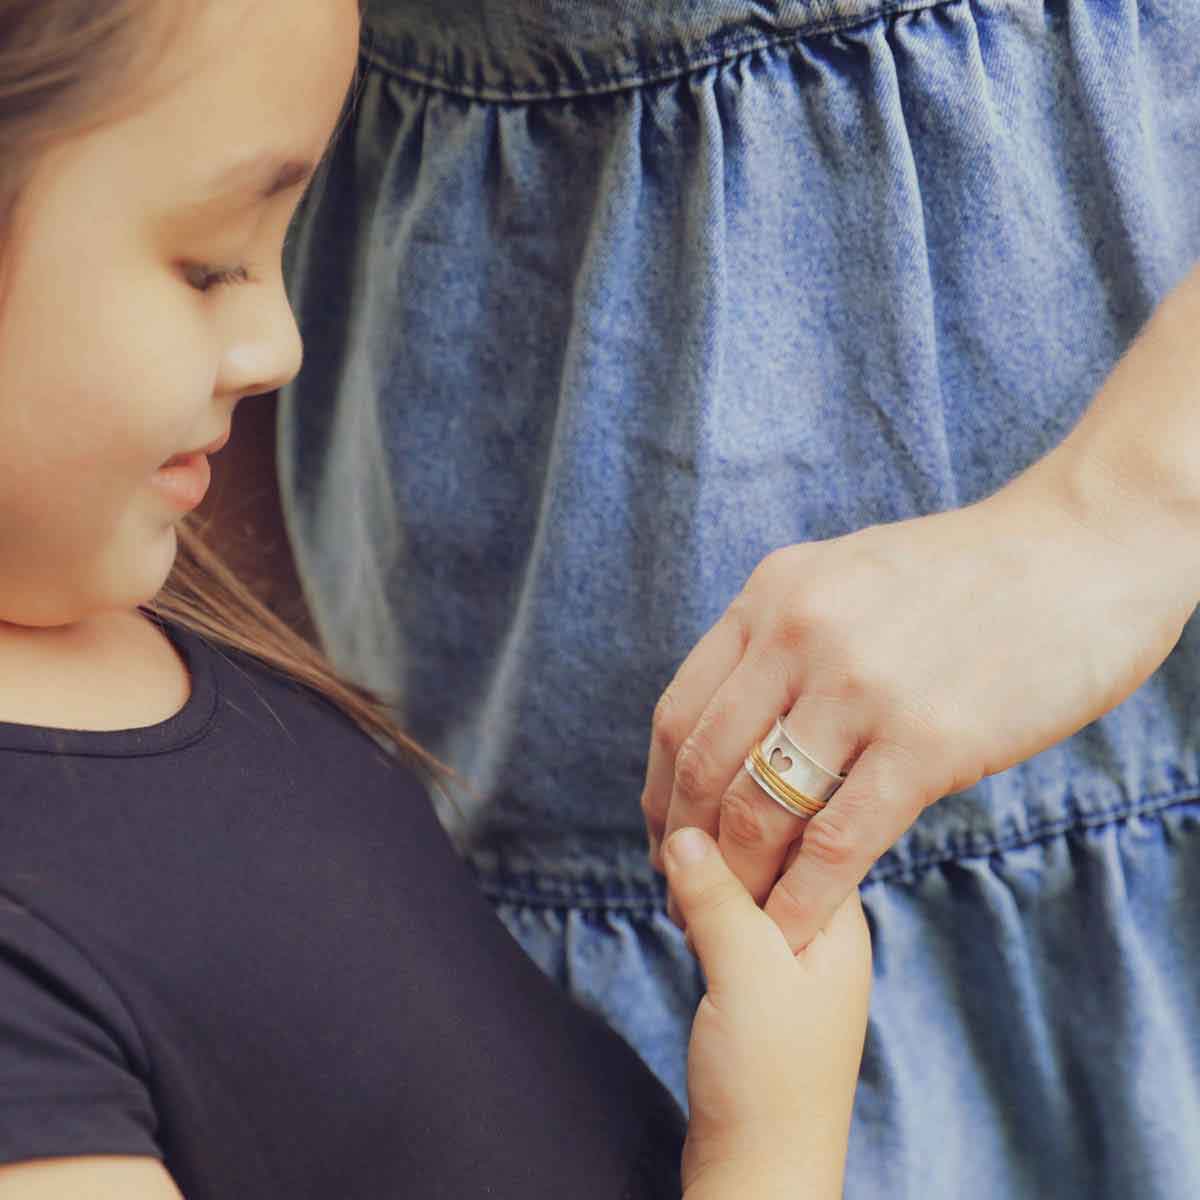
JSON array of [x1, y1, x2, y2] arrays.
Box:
[[1041, 261, 1200, 609]]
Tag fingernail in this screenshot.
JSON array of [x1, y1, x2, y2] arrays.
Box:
[[667, 827, 709, 867]]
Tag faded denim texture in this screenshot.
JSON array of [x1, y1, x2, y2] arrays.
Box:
[[279, 2, 1200, 1195]]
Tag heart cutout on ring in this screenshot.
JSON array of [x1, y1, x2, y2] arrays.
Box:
[[769, 747, 793, 773]]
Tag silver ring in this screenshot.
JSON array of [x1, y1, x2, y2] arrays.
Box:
[[744, 719, 845, 819]]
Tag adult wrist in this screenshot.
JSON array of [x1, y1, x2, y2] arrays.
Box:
[[1025, 267, 1200, 612]]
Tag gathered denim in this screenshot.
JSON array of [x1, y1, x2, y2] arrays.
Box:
[[279, 2, 1200, 1195]]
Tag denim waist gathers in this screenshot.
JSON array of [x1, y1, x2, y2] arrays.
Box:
[[280, 2, 1200, 1192], [358, 0, 953, 100], [286, 0, 1200, 894]]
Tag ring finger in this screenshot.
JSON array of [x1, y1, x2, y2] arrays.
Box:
[[717, 693, 862, 907]]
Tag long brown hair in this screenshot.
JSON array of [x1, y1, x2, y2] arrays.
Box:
[[0, 0, 442, 777]]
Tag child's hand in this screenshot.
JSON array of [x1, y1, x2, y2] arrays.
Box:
[[664, 828, 871, 1200]]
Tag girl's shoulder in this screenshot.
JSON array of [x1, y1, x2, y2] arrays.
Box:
[[0, 610, 188, 734]]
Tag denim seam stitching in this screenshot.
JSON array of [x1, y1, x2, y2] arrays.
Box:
[[864, 788, 1200, 885], [475, 788, 1200, 910], [476, 876, 666, 913], [360, 0, 958, 105]]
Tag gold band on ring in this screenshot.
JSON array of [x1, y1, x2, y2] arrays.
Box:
[[746, 742, 827, 818]]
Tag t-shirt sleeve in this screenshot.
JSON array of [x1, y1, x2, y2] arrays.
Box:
[[0, 898, 160, 1166]]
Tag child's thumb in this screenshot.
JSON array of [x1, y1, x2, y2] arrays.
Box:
[[663, 827, 788, 994]]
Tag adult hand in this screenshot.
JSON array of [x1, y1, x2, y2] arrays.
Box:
[[642, 294, 1200, 951], [664, 828, 871, 1200]]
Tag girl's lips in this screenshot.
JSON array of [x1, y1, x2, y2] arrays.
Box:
[[152, 452, 213, 512], [152, 427, 227, 512], [160, 428, 230, 469]]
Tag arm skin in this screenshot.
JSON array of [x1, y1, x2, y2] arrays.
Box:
[[0, 1158, 186, 1199], [1048, 262, 1200, 601]]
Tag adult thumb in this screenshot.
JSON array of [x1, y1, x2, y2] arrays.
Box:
[[663, 827, 791, 996]]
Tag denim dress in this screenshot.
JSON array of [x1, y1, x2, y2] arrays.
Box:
[[278, 2, 1200, 1195]]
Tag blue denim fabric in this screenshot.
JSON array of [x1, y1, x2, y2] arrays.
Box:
[[278, 2, 1200, 1194]]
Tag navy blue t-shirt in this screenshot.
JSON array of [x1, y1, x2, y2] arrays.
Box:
[[0, 618, 682, 1198]]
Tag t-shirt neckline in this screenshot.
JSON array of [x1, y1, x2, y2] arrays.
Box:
[[0, 617, 218, 758]]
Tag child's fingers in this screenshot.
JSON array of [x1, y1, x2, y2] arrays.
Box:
[[805, 887, 873, 1004], [663, 827, 790, 994]]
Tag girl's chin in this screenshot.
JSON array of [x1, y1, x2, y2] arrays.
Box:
[[111, 523, 181, 611]]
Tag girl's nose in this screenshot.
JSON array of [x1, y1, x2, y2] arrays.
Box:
[[215, 275, 304, 400]]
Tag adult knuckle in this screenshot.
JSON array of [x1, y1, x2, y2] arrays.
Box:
[[829, 647, 874, 705], [800, 810, 859, 871], [673, 737, 717, 807], [772, 603, 814, 652], [769, 870, 808, 924], [774, 586, 852, 658], [719, 789, 769, 851]]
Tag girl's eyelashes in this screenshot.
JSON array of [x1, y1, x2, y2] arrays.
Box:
[[183, 262, 256, 293]]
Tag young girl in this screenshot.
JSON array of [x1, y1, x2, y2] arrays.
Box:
[[0, 3, 870, 1198]]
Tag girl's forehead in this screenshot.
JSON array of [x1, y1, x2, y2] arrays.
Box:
[[118, 0, 360, 211]]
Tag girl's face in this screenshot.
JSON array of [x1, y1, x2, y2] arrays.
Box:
[[0, 0, 360, 627]]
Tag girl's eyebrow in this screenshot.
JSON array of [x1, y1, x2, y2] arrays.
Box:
[[204, 154, 316, 202], [166, 155, 317, 224]]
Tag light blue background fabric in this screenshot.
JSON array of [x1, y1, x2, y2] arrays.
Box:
[[279, 2, 1200, 1194]]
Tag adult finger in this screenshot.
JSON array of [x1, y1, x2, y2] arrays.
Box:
[[717, 692, 861, 906], [643, 611, 747, 867], [659, 652, 797, 866], [764, 739, 935, 951]]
